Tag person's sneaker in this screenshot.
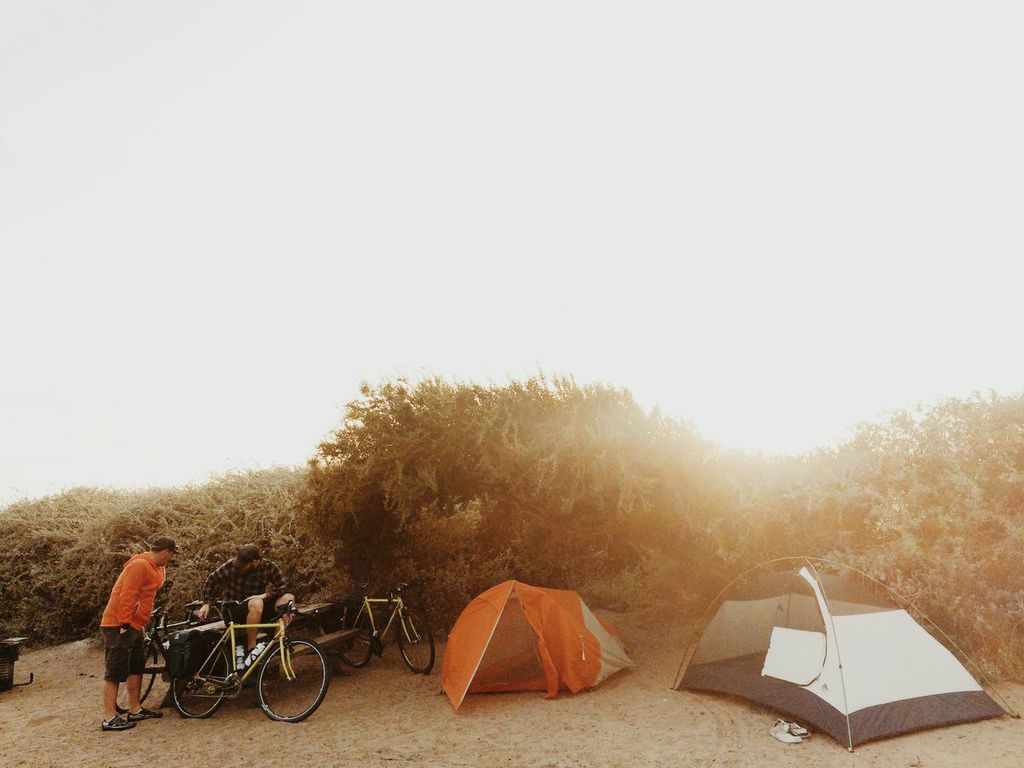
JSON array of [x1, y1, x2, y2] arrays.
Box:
[[788, 721, 809, 738], [770, 719, 803, 744], [101, 714, 136, 731], [127, 707, 163, 721]]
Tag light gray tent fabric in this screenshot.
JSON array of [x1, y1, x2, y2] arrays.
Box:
[[674, 561, 1005, 748]]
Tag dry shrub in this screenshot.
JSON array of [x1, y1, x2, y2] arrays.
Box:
[[833, 524, 1024, 680], [3, 382, 1022, 684], [0, 469, 334, 642]]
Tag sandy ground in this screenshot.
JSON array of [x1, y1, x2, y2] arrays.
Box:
[[2, 608, 1022, 768]]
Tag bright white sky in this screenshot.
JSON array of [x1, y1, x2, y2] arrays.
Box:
[[2, 2, 1022, 506]]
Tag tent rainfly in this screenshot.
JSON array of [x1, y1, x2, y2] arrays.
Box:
[[672, 559, 1011, 749], [442, 580, 633, 710]]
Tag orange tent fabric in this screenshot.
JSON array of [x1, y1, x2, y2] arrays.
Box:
[[442, 580, 633, 710]]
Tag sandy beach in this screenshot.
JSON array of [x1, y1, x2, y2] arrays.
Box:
[[2, 607, 1021, 768]]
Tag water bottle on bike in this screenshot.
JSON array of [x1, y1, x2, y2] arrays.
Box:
[[242, 640, 268, 669]]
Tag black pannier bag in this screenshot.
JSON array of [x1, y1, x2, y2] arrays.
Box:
[[166, 632, 193, 679], [167, 630, 220, 679]]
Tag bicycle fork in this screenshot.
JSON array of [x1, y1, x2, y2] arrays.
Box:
[[279, 634, 296, 680]]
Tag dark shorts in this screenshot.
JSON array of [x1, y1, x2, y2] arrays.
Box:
[[102, 627, 146, 682], [225, 597, 283, 626]]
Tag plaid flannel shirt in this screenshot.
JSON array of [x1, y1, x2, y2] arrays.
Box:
[[202, 558, 287, 603]]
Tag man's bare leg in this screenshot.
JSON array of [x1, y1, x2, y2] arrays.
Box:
[[246, 597, 264, 650], [125, 673, 142, 713], [103, 680, 120, 719]]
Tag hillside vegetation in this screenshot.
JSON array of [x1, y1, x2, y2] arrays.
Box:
[[2, 378, 1022, 677], [0, 469, 332, 642]]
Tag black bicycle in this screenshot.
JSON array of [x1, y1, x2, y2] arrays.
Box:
[[115, 596, 204, 712]]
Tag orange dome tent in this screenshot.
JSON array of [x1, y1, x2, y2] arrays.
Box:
[[442, 580, 633, 710]]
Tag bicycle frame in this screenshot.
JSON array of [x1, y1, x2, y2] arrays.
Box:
[[352, 595, 420, 645], [190, 619, 295, 689], [147, 609, 193, 653]]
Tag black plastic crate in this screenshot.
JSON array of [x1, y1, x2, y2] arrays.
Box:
[[0, 658, 14, 692], [0, 639, 26, 692]]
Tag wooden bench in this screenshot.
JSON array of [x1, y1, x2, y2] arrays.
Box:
[[291, 602, 360, 651], [174, 603, 358, 652]]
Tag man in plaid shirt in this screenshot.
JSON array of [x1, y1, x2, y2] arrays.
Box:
[[195, 544, 295, 654]]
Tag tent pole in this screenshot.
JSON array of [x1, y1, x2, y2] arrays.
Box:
[[673, 554, 1019, 743], [671, 556, 813, 690], [671, 641, 699, 691], [805, 560, 856, 752], [804, 556, 1020, 720], [914, 613, 1021, 719]]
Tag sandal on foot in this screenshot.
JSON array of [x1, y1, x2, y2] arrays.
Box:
[[102, 714, 136, 731], [127, 706, 163, 721]]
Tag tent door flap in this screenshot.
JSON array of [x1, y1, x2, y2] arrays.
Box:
[[761, 626, 826, 686]]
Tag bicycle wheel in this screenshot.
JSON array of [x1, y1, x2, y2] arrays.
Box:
[[338, 608, 373, 668], [139, 638, 164, 704], [257, 640, 330, 723], [397, 606, 435, 674], [171, 645, 231, 719]]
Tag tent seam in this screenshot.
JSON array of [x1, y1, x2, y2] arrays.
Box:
[[456, 582, 516, 709]]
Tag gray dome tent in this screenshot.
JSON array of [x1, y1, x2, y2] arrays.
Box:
[[672, 558, 1014, 749]]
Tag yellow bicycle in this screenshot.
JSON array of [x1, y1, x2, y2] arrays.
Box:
[[169, 599, 329, 722], [338, 583, 434, 673]]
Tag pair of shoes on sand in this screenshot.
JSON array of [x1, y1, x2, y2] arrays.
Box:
[[770, 719, 810, 743]]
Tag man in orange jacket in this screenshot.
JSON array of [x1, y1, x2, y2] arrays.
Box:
[[99, 536, 176, 731]]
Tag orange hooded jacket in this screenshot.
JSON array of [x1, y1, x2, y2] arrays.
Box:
[[100, 552, 166, 630]]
